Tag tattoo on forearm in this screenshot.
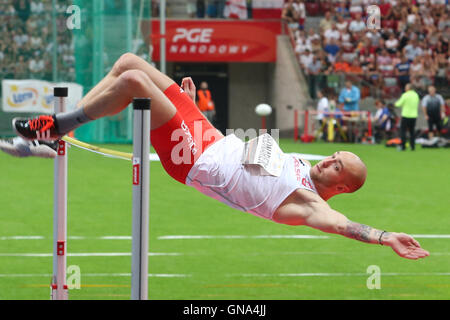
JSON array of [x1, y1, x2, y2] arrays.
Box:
[[345, 220, 383, 243]]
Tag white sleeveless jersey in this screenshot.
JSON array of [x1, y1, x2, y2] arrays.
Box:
[[186, 134, 318, 220]]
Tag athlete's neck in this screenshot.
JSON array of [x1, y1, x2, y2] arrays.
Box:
[[310, 179, 336, 201]]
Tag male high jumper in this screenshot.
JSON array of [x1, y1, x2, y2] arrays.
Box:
[[11, 53, 429, 260]]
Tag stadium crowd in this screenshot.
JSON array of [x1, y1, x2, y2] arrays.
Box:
[[287, 0, 450, 99], [0, 0, 75, 83]]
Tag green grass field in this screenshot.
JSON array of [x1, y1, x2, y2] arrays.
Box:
[[0, 139, 449, 300]]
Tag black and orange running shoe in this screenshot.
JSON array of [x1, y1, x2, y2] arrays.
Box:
[[12, 115, 61, 141]]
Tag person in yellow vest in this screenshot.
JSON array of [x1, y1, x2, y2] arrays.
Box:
[[196, 81, 215, 123], [394, 83, 420, 151]]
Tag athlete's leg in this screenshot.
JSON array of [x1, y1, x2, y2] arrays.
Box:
[[83, 69, 176, 130], [78, 53, 174, 110], [111, 53, 175, 92]]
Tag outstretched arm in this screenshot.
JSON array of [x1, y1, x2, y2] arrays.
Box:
[[273, 192, 429, 260]]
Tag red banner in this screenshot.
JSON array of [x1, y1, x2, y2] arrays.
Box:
[[145, 20, 282, 62]]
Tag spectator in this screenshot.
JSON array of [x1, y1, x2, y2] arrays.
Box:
[[437, 12, 450, 31], [421, 85, 445, 138], [307, 55, 322, 98], [336, 2, 350, 19], [30, 29, 42, 50], [422, 12, 435, 27], [349, 0, 363, 16], [403, 39, 423, 62], [434, 52, 449, 86], [316, 88, 330, 141], [409, 56, 424, 81], [323, 38, 340, 63], [29, 51, 44, 79], [378, 0, 392, 17], [319, 11, 333, 33], [282, 0, 299, 30], [395, 55, 411, 90], [299, 48, 314, 70], [338, 80, 361, 111], [324, 23, 341, 43], [365, 29, 382, 48], [295, 37, 311, 55], [373, 99, 393, 142], [207, 0, 219, 18], [333, 52, 350, 73], [358, 37, 377, 57], [348, 59, 363, 75], [418, 54, 437, 92], [385, 32, 399, 54], [377, 48, 394, 75], [15, 55, 28, 79], [186, 0, 196, 18], [30, 0, 43, 14], [12, 29, 28, 48], [196, 81, 216, 123], [365, 60, 383, 97], [306, 28, 320, 43], [196, 0, 205, 18], [295, 0, 306, 30], [14, 0, 31, 22], [335, 14, 349, 32], [394, 83, 420, 151], [318, 51, 333, 83], [348, 13, 366, 33]]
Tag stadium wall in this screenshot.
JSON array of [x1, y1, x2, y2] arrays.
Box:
[[270, 35, 310, 137], [228, 63, 273, 131]]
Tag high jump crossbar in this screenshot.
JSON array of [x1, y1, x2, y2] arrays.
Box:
[[51, 88, 151, 300]]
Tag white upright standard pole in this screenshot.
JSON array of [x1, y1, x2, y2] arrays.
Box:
[[131, 98, 151, 300], [51, 87, 69, 300]]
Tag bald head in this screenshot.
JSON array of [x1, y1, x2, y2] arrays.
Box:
[[310, 151, 367, 200], [340, 151, 367, 193]]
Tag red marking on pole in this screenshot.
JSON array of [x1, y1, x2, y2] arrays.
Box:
[[57, 140, 65, 156], [57, 241, 65, 256], [133, 164, 140, 185], [261, 116, 266, 130]]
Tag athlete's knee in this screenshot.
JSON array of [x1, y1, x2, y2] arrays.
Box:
[[112, 52, 142, 77], [117, 69, 153, 92]]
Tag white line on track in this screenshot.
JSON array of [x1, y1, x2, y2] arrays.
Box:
[[156, 234, 450, 240], [0, 236, 45, 240], [1, 272, 448, 278], [226, 272, 450, 277], [0, 273, 190, 278], [157, 235, 331, 240], [1, 234, 450, 241], [0, 252, 181, 257]]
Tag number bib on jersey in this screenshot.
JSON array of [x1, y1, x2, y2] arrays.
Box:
[[241, 133, 287, 177]]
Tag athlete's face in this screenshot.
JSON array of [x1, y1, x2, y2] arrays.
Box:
[[311, 151, 367, 194]]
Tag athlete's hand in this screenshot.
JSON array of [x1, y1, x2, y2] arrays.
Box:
[[384, 232, 429, 260], [181, 77, 196, 102]]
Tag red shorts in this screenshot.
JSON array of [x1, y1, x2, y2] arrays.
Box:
[[151, 84, 223, 184]]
